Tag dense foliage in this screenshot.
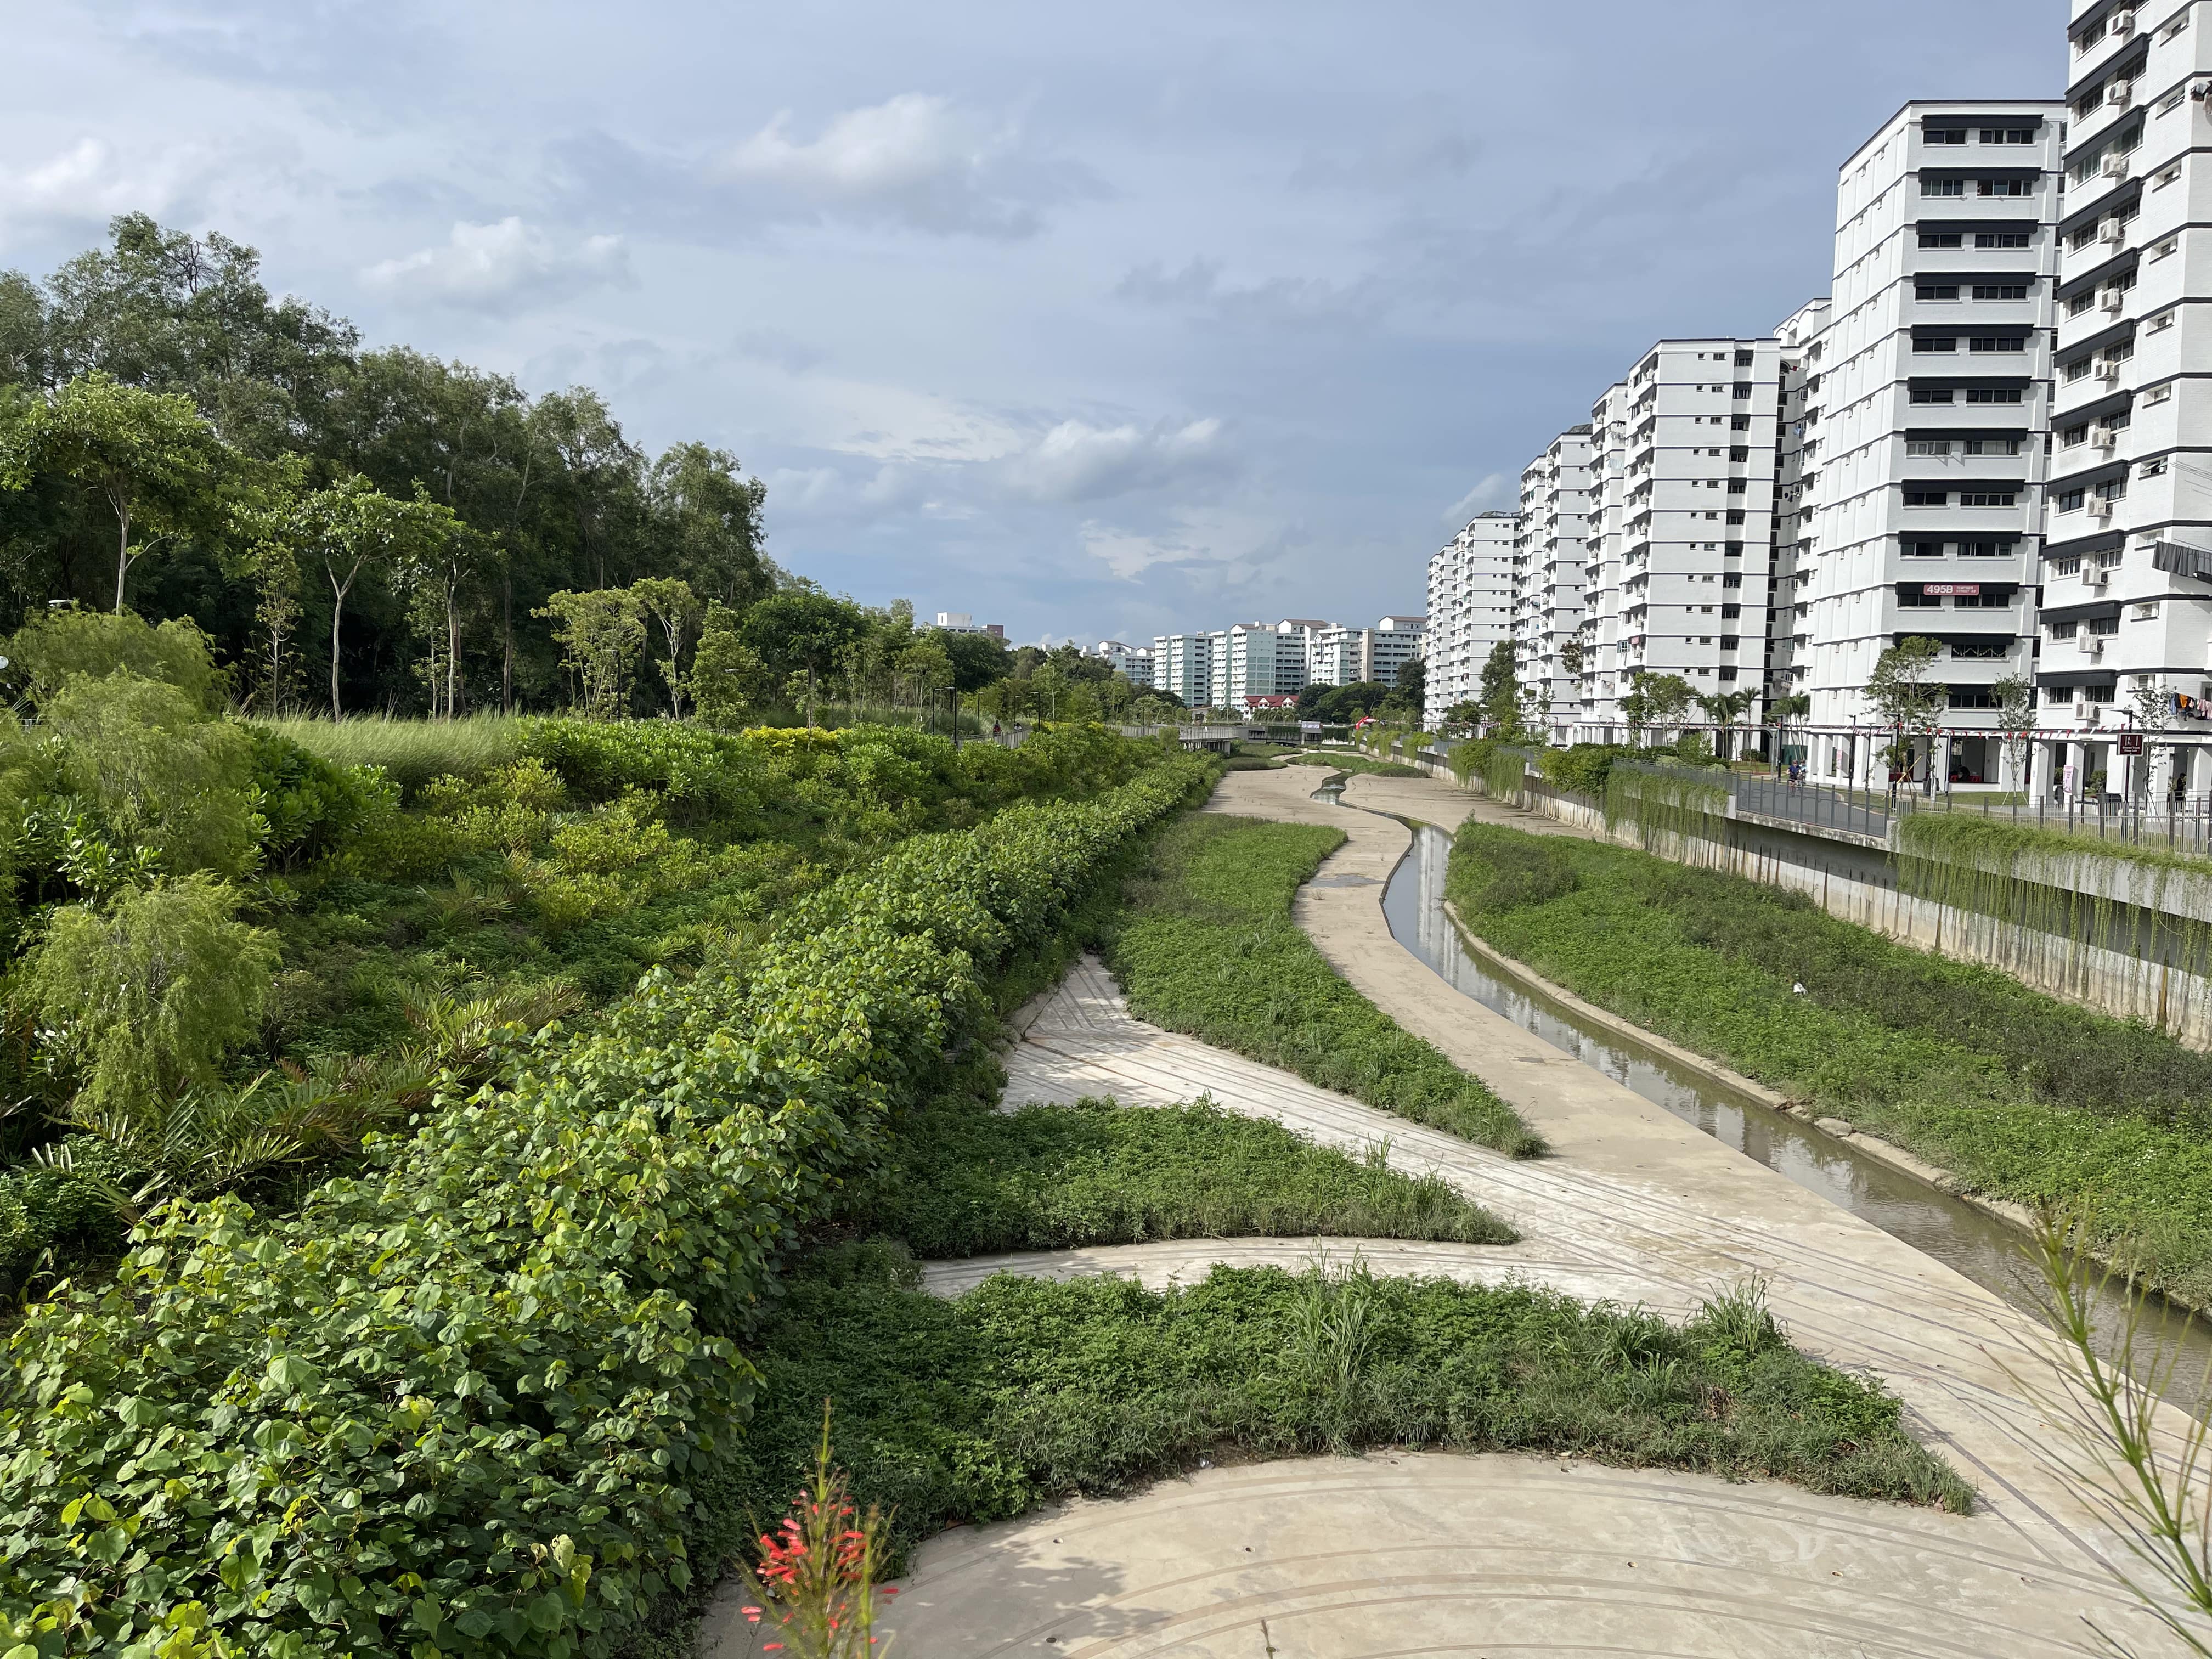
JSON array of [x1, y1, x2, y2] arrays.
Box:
[[1447, 822, 2212, 1304], [723, 1246, 1971, 1570], [859, 1095, 1513, 1256], [1109, 814, 1543, 1156], [0, 743, 1214, 1658]]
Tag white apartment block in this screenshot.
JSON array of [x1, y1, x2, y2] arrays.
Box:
[[1578, 384, 1632, 729], [1373, 617, 1428, 689], [932, 611, 1006, 638], [2037, 5, 2212, 802], [1800, 100, 2062, 789], [1515, 426, 1593, 739], [1150, 631, 1214, 706], [1425, 512, 1519, 725], [1226, 621, 1309, 707], [1612, 338, 1787, 726], [1091, 639, 1153, 682], [1772, 298, 1834, 713]]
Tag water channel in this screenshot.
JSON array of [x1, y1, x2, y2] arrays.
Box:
[[1311, 778, 2212, 1409]]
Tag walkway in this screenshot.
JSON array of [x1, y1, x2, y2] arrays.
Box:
[[701, 764, 2189, 1657]]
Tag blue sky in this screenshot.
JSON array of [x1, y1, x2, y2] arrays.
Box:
[[2, 0, 2060, 646]]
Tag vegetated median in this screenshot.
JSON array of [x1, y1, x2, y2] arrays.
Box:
[[1446, 820, 2212, 1306], [1108, 812, 1545, 1156], [1283, 750, 1424, 778]]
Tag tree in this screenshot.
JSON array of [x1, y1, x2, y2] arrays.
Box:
[[44, 672, 259, 878], [1865, 636, 1946, 794], [648, 441, 771, 609], [1695, 687, 1758, 761], [5, 372, 226, 611], [1621, 671, 1694, 744], [1476, 640, 1521, 736], [690, 601, 768, 727], [24, 873, 278, 1119], [631, 576, 703, 718], [537, 588, 645, 719], [1990, 673, 2034, 793], [6, 607, 223, 710], [743, 588, 867, 728], [1383, 656, 1427, 720]]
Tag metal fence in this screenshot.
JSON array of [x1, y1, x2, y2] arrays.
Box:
[[1729, 774, 1893, 840]]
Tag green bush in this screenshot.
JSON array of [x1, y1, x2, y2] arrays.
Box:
[[1452, 823, 1578, 915], [0, 754, 1211, 1658], [1536, 743, 1631, 798], [723, 1250, 1970, 1568], [861, 1095, 1513, 1255], [0, 1139, 135, 1299], [1109, 815, 1542, 1156], [47, 674, 258, 878], [8, 610, 224, 712]]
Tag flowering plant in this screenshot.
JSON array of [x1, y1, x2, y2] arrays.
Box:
[[738, 1403, 898, 1658]]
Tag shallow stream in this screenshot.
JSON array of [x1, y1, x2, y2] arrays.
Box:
[[1321, 783, 2212, 1410]]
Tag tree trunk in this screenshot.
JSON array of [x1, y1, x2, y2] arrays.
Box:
[[446, 582, 460, 720], [805, 665, 816, 730], [327, 561, 359, 718], [113, 499, 132, 613], [502, 572, 515, 714]]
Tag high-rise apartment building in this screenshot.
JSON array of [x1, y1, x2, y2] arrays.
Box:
[[1611, 338, 1786, 723], [1515, 427, 1593, 739], [1151, 632, 1214, 707], [2039, 7, 2212, 800], [1799, 100, 2062, 788], [1226, 622, 1309, 707], [1771, 298, 1835, 709], [1092, 639, 1153, 682], [1424, 512, 1519, 725], [1576, 383, 1632, 733]]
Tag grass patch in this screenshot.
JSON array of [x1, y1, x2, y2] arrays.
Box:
[[857, 1094, 1515, 1255], [715, 1245, 1971, 1573], [1447, 821, 2212, 1304], [255, 712, 526, 797], [1110, 814, 1542, 1156]]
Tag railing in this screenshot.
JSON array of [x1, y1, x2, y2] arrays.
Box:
[[1730, 774, 1893, 839]]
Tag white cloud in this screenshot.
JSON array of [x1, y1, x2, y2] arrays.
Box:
[[718, 93, 1085, 237], [363, 217, 631, 308], [1444, 472, 1514, 522], [1078, 505, 1288, 583], [0, 135, 291, 238], [1005, 417, 1229, 504]]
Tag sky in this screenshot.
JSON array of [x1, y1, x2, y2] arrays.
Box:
[[1, 1, 2064, 648]]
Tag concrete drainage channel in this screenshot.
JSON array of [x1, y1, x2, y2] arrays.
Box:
[[1314, 787, 2212, 1409]]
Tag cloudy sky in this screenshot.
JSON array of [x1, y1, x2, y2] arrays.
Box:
[[2, 0, 2060, 646]]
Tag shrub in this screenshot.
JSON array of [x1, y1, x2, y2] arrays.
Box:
[[21, 873, 279, 1117], [244, 727, 395, 872], [0, 754, 1212, 1659], [1536, 743, 1631, 798], [46, 675, 258, 878], [8, 610, 223, 712]]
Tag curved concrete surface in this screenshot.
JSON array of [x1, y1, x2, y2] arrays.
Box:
[[698, 765, 2198, 1655]]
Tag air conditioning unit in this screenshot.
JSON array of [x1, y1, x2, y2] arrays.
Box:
[[2101, 218, 2128, 244], [2102, 150, 2130, 179], [2101, 357, 2126, 382], [2102, 286, 2126, 312], [2114, 8, 2138, 35], [2109, 80, 2136, 108], [2095, 424, 2120, 450], [2087, 565, 2111, 586]]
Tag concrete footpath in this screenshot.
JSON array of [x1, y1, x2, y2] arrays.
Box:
[[699, 764, 2194, 1657]]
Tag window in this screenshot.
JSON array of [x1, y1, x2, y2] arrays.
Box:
[[2085, 683, 2118, 704], [2066, 356, 2095, 381], [1966, 388, 2023, 403], [2154, 235, 2180, 260], [1964, 438, 2022, 456], [1899, 589, 1942, 607], [1902, 539, 1945, 557], [2151, 309, 2176, 332], [1725, 510, 1746, 524], [2049, 619, 2079, 639], [1904, 487, 1949, 506], [2052, 556, 2083, 576], [1920, 231, 1963, 249], [1728, 445, 1748, 461], [1733, 382, 1752, 398], [2062, 422, 2090, 447], [2146, 383, 2173, 404], [1907, 439, 1953, 456], [1961, 490, 2018, 507], [1926, 128, 1968, 145], [1962, 538, 2018, 556], [1729, 414, 1750, 431], [1972, 284, 2028, 300], [2076, 18, 2107, 50], [2157, 163, 2182, 189], [1726, 478, 1747, 494], [1977, 231, 2032, 249], [1734, 351, 1753, 366], [2059, 487, 2087, 511], [2135, 601, 2162, 620], [2089, 616, 2121, 636], [1922, 177, 1967, 196], [1911, 387, 1956, 403], [2068, 291, 2100, 317], [1978, 178, 2033, 196], [1917, 283, 1961, 300], [1970, 336, 2026, 352], [1724, 541, 1745, 557], [2165, 12, 2191, 40], [1722, 573, 1743, 589], [1982, 128, 2036, 144], [1915, 336, 1958, 352]]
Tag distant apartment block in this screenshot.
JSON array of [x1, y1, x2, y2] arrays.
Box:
[[1091, 639, 1154, 682], [1771, 298, 1833, 706], [1150, 631, 1214, 706], [1425, 512, 1519, 725], [932, 611, 1005, 638], [1577, 383, 1630, 728], [1514, 428, 1592, 738]]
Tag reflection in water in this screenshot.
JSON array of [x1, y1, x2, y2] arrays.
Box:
[[1376, 816, 2212, 1413]]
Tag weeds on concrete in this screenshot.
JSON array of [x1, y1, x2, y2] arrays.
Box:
[[1110, 814, 1544, 1156]]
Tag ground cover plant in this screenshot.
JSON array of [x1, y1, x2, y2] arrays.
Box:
[[1283, 751, 1423, 778], [857, 1093, 1514, 1256], [0, 739, 1215, 1658], [717, 1244, 1972, 1573], [1446, 821, 2212, 1304], [1109, 814, 1543, 1155]]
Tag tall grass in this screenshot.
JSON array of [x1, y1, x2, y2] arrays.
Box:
[[255, 713, 526, 795]]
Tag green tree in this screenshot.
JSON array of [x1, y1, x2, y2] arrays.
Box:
[[648, 441, 771, 608], [1865, 636, 1945, 791], [5, 607, 222, 710], [4, 371, 227, 611], [631, 575, 703, 718], [744, 588, 868, 727], [44, 672, 259, 876], [1476, 640, 1520, 735], [1621, 671, 1694, 744], [689, 600, 768, 727], [1695, 687, 1758, 761], [538, 587, 645, 718], [24, 873, 278, 1118], [1991, 673, 2034, 792]]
